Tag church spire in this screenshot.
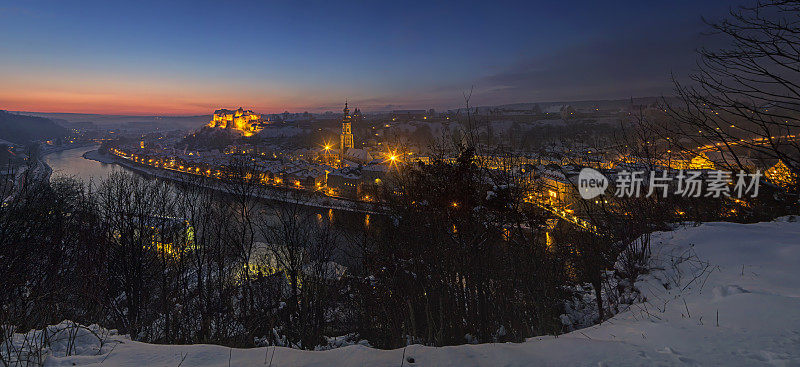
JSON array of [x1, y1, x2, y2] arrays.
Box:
[[340, 101, 354, 162]]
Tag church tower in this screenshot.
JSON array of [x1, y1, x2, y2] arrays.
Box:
[[340, 101, 354, 161]]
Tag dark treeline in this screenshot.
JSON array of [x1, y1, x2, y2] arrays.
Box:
[[0, 166, 353, 349], [357, 147, 566, 346], [7, 141, 787, 353], [0, 145, 672, 352]]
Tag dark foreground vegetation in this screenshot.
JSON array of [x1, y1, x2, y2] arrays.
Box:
[[0, 152, 600, 350], [1, 147, 795, 354]]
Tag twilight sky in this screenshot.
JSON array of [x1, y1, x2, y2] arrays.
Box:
[[0, 0, 744, 115]]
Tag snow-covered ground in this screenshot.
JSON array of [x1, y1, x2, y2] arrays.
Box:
[[12, 219, 800, 366]]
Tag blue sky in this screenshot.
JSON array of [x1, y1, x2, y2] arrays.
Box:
[[0, 0, 744, 114]]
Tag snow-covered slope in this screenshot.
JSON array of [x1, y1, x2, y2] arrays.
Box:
[[33, 220, 800, 366]]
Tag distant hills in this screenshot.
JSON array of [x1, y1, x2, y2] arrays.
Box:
[[13, 111, 210, 130], [0, 110, 68, 145], [479, 96, 681, 112]]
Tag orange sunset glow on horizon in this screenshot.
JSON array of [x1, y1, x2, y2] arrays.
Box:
[[0, 79, 316, 115], [0, 69, 382, 115]]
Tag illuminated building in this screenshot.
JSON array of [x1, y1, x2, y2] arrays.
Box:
[[326, 162, 388, 199], [765, 160, 797, 188], [207, 107, 266, 136], [340, 102, 354, 160], [689, 153, 715, 170]]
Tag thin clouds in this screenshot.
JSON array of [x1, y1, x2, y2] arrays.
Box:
[[473, 30, 709, 105], [303, 24, 719, 112]]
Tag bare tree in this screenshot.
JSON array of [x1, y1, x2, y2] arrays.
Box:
[[96, 172, 177, 340], [255, 189, 342, 349], [658, 0, 800, 205], [219, 156, 265, 342]]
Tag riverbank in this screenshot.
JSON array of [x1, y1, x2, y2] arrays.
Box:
[[82, 149, 382, 214], [41, 143, 101, 180], [41, 142, 97, 156], [0, 143, 80, 202], [82, 148, 115, 164], [17, 142, 94, 185]]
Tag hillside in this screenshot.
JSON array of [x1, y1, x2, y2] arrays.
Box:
[[6, 219, 799, 366], [13, 111, 210, 130], [0, 110, 68, 144]]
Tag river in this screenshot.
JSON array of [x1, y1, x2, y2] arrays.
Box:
[[45, 145, 123, 184], [43, 146, 372, 266]]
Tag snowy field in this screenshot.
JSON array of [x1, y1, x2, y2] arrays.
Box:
[[10, 219, 800, 366]]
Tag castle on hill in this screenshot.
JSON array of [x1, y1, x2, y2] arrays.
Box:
[[207, 107, 267, 136]]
